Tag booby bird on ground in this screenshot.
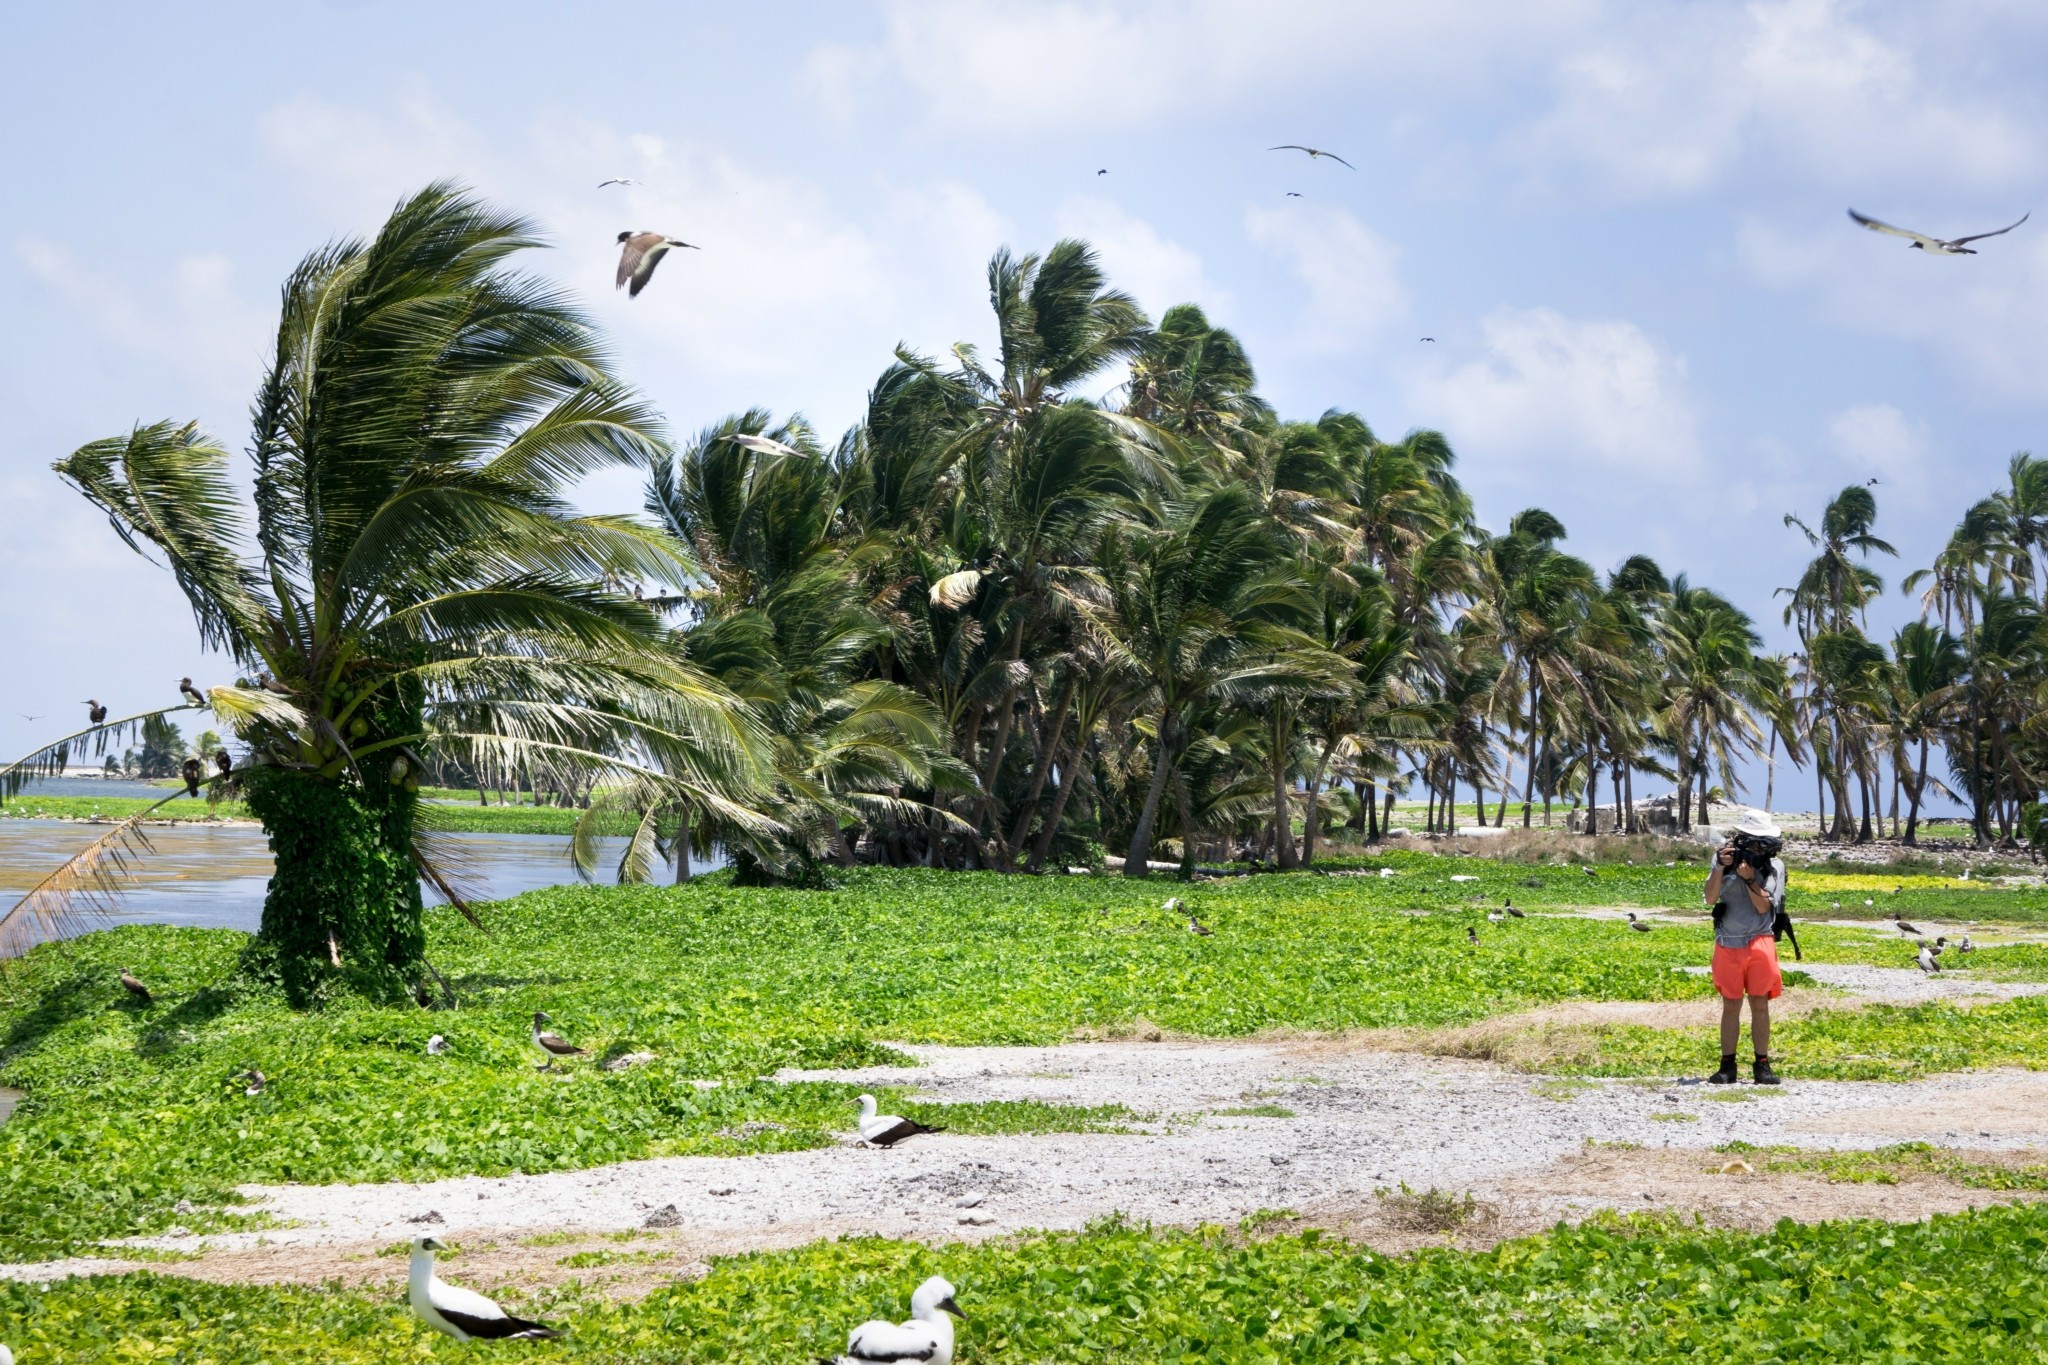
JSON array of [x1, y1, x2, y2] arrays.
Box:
[[1186, 913, 1214, 936], [427, 1034, 450, 1055], [408, 1236, 562, 1342], [1627, 913, 1652, 933], [1466, 926, 1480, 946], [243, 1069, 266, 1097], [1895, 915, 1921, 935], [1958, 934, 1976, 954], [179, 677, 206, 707], [1503, 899, 1524, 918], [616, 231, 699, 297], [1, 1340, 13, 1365], [531, 1011, 585, 1070], [1162, 897, 1183, 914], [1582, 865, 1597, 879], [1848, 208, 2029, 255], [120, 969, 152, 1004], [1487, 909, 1504, 923], [1916, 943, 1942, 974], [855, 1093, 945, 1147], [819, 1275, 964, 1365]]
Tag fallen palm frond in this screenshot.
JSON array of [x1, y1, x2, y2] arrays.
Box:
[[411, 816, 488, 932], [0, 705, 209, 801], [0, 793, 180, 960]]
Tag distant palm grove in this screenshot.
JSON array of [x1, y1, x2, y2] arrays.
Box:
[[22, 185, 2048, 1000]]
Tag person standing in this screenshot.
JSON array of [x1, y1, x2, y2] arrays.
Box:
[[1703, 817, 1786, 1084]]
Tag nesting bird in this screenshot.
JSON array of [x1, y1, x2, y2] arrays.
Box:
[[1466, 926, 1480, 946], [615, 231, 699, 297], [531, 1011, 585, 1070], [854, 1093, 945, 1148], [409, 1236, 561, 1342], [120, 969, 152, 1004], [820, 1275, 965, 1365], [427, 1034, 450, 1055], [1487, 909, 1504, 924], [243, 1069, 266, 1097], [1627, 913, 1652, 933], [1582, 865, 1597, 879], [1958, 934, 1976, 954]]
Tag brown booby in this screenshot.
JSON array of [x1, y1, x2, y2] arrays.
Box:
[[615, 231, 699, 297], [120, 969, 152, 1003], [531, 1011, 585, 1069]]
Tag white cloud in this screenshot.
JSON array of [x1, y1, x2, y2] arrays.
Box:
[[1516, 0, 2038, 198], [1245, 204, 1408, 351], [1826, 403, 1928, 487], [1406, 306, 1699, 478], [1052, 196, 1223, 320]]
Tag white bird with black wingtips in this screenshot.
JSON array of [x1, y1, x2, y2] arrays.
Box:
[[819, 1275, 965, 1365], [409, 1235, 562, 1342], [854, 1093, 945, 1148], [1848, 207, 2029, 255]]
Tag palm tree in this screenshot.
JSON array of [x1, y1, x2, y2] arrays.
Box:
[[23, 185, 761, 1002], [1890, 621, 1965, 844]]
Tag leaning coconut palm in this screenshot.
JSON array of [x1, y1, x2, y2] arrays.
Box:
[[37, 184, 766, 1004]]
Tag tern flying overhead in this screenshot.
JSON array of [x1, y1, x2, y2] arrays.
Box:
[[1847, 208, 2029, 255], [409, 1236, 562, 1342], [724, 432, 809, 459], [615, 231, 699, 297], [597, 178, 642, 188], [1269, 144, 1355, 169], [531, 1011, 585, 1070], [1286, 191, 1303, 197], [854, 1093, 944, 1147], [821, 1275, 965, 1365]]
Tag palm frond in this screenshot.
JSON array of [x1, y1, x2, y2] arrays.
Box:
[[0, 794, 181, 960]]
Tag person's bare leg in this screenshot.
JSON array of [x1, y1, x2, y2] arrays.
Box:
[[1720, 996, 1743, 1053], [1749, 995, 1770, 1057]]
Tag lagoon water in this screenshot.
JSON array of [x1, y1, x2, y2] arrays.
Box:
[[0, 805, 720, 937]]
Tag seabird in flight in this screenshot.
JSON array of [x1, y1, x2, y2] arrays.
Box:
[[409, 1236, 562, 1342], [616, 231, 700, 297], [179, 677, 206, 707], [1269, 144, 1356, 169], [1420, 336, 1435, 342], [855, 1093, 945, 1148], [85, 699, 108, 724], [531, 1011, 586, 1070], [1847, 208, 2029, 255], [1286, 191, 1303, 197], [1097, 168, 1108, 175], [821, 1275, 965, 1365], [120, 969, 152, 1004], [597, 178, 642, 188], [723, 432, 809, 459]]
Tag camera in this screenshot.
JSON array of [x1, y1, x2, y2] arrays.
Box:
[[1724, 832, 1782, 876]]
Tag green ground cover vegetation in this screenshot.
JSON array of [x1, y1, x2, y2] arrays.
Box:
[[1718, 1140, 2048, 1190], [4, 1205, 2046, 1362], [2, 867, 2041, 1260], [0, 793, 603, 836]]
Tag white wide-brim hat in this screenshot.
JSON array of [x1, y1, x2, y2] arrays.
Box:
[[1733, 815, 1782, 839]]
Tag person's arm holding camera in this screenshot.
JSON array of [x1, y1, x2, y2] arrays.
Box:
[[1705, 842, 1771, 912]]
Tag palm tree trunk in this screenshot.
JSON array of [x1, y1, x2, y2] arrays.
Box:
[[1302, 739, 1338, 866], [1904, 735, 1928, 845], [1365, 777, 1381, 842], [1351, 779, 1368, 833], [1173, 761, 1197, 882], [1124, 712, 1178, 878], [1272, 715, 1298, 869], [1521, 679, 1539, 827], [1764, 720, 1778, 811], [675, 801, 693, 883], [1028, 737, 1089, 873], [1496, 750, 1513, 827], [1006, 676, 1075, 856]]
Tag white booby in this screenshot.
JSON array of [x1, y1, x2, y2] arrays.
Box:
[[1, 1340, 13, 1365], [1486, 909, 1503, 924], [855, 1093, 945, 1148], [427, 1034, 450, 1055], [1627, 913, 1652, 933], [1161, 897, 1183, 914], [820, 1275, 965, 1365], [408, 1236, 562, 1342], [1268, 144, 1356, 169], [531, 1011, 585, 1070]]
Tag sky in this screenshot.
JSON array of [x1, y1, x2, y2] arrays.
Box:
[[4, 0, 2047, 809]]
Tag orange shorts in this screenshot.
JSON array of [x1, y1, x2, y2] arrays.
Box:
[[1712, 934, 1783, 1000]]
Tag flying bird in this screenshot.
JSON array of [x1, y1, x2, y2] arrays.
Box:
[[616, 231, 699, 297], [243, 1069, 266, 1097], [1285, 191, 1303, 198], [1847, 208, 2029, 255], [821, 1275, 965, 1365], [597, 178, 642, 189], [17, 713, 42, 722], [854, 1092, 945, 1148], [531, 1011, 585, 1070], [120, 969, 152, 1004], [723, 432, 809, 459], [1420, 337, 1435, 342], [1867, 478, 1881, 487], [85, 699, 108, 724], [1269, 144, 1356, 169], [1627, 912, 1652, 933], [1097, 168, 1108, 175], [179, 677, 206, 707], [427, 1034, 450, 1055], [1187, 914, 1214, 937], [409, 1236, 562, 1342]]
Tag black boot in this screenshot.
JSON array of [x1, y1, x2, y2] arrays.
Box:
[[1753, 1055, 1781, 1086], [1708, 1053, 1739, 1084]]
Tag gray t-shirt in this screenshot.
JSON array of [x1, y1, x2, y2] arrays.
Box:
[[1709, 852, 1784, 948]]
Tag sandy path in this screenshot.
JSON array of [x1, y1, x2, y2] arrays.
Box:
[[3, 1035, 2036, 1290]]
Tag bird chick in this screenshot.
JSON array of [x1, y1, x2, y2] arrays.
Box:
[[427, 1034, 449, 1055], [244, 1069, 266, 1097]]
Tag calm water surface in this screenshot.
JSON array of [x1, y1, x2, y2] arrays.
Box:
[[0, 821, 716, 935]]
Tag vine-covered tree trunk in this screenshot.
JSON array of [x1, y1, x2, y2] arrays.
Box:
[[241, 766, 424, 1007]]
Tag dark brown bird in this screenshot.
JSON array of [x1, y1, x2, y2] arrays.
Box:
[[1466, 926, 1480, 946], [1503, 899, 1525, 919], [120, 970, 152, 1004], [258, 673, 291, 695], [531, 1011, 585, 1069], [85, 699, 108, 724], [178, 677, 206, 707], [214, 749, 232, 778], [615, 231, 699, 297], [1894, 914, 1921, 936], [1627, 912, 1652, 933], [1187, 914, 1214, 937], [181, 757, 204, 798]]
